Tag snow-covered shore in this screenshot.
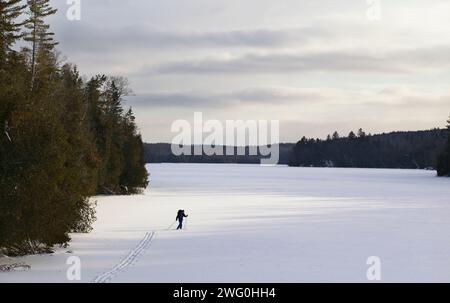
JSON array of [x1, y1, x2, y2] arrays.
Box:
[[1, 164, 450, 283]]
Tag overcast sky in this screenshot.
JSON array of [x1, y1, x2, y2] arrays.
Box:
[[48, 0, 450, 142]]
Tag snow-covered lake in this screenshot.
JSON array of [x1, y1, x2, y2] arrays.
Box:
[[1, 164, 450, 282]]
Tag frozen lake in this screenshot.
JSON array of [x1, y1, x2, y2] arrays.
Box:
[[1, 164, 450, 282]]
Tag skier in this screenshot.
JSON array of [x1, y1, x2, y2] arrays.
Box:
[[176, 210, 188, 230]]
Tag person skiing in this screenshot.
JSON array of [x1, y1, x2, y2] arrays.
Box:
[[176, 210, 188, 230]]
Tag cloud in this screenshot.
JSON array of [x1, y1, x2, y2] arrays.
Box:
[[124, 85, 450, 115], [124, 87, 326, 108], [143, 46, 450, 75], [365, 90, 450, 108], [57, 24, 328, 53]]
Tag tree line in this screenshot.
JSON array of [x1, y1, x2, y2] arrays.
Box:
[[144, 124, 450, 172], [143, 143, 294, 165], [289, 128, 448, 170], [437, 117, 450, 176], [0, 0, 148, 256]]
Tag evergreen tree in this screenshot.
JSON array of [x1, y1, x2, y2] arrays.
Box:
[[55, 64, 99, 232], [96, 78, 126, 193], [332, 131, 340, 140], [120, 108, 149, 193], [348, 131, 356, 140], [437, 117, 450, 177], [0, 0, 25, 143], [23, 0, 57, 90], [0, 0, 26, 64], [358, 128, 366, 138]]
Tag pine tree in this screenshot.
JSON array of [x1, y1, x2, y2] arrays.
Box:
[[332, 131, 340, 140], [56, 64, 99, 232], [23, 0, 57, 90], [98, 78, 126, 193], [348, 131, 356, 140], [0, 0, 25, 144], [357, 128, 366, 138], [120, 108, 149, 193], [0, 0, 26, 64]]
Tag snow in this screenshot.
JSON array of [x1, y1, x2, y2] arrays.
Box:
[[1, 164, 450, 283]]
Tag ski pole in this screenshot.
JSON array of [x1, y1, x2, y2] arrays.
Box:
[[167, 220, 177, 230]]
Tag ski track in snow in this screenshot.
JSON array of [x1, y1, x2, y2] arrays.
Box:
[[93, 231, 156, 283]]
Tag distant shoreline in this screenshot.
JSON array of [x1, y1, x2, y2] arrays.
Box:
[[144, 129, 446, 169]]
